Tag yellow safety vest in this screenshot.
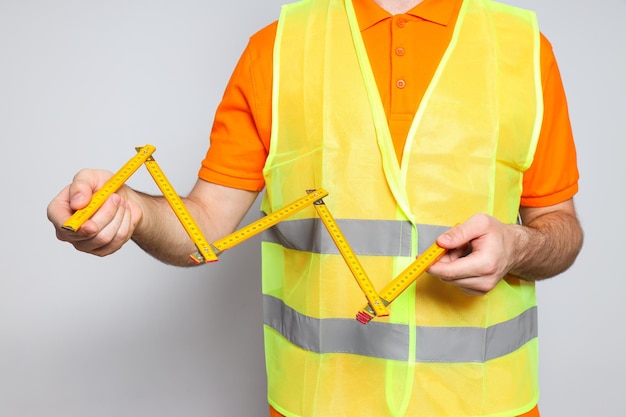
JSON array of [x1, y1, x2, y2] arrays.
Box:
[[261, 0, 543, 415]]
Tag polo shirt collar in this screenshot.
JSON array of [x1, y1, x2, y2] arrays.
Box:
[[353, 0, 462, 31]]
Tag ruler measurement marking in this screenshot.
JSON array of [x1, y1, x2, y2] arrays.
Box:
[[313, 200, 389, 318]]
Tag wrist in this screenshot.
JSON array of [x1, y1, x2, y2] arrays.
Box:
[[506, 224, 543, 281]]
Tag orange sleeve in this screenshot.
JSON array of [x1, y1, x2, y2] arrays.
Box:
[[520, 34, 579, 207], [197, 23, 276, 191]]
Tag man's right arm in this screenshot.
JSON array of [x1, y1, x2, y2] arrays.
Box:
[[47, 170, 259, 266], [48, 26, 275, 265]]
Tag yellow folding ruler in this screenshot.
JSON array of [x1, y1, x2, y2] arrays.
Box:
[[355, 241, 447, 324], [62, 144, 444, 323]]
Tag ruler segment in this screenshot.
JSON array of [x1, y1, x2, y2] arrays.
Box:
[[62, 144, 156, 232], [356, 241, 447, 324], [211, 188, 329, 253], [313, 200, 389, 318], [143, 157, 218, 264]]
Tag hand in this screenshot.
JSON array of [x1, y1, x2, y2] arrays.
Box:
[[47, 169, 143, 257], [427, 214, 520, 296]]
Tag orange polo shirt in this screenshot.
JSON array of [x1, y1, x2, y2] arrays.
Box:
[[199, 0, 578, 209]]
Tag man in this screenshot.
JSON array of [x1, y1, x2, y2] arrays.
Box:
[[47, 0, 583, 415]]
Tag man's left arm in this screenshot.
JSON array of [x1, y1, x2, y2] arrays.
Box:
[[428, 199, 583, 296]]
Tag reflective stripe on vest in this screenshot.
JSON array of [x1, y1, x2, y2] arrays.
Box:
[[262, 217, 449, 256], [264, 294, 538, 363]]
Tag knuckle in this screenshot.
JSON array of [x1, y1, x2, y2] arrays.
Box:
[[92, 230, 116, 248], [434, 271, 454, 281], [473, 213, 491, 228], [483, 262, 499, 277]]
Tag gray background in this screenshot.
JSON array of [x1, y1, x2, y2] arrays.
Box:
[[0, 0, 623, 416]]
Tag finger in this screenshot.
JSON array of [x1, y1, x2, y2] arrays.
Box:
[[433, 245, 471, 264], [60, 193, 124, 245], [47, 186, 99, 241], [438, 275, 492, 295], [68, 180, 95, 212], [73, 196, 128, 254], [429, 253, 479, 280], [47, 185, 74, 226], [436, 214, 493, 250], [436, 224, 471, 250], [93, 201, 135, 256], [81, 193, 124, 238], [107, 201, 134, 248]]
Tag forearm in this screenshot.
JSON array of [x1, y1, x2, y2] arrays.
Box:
[[130, 192, 204, 266], [129, 180, 259, 267], [509, 203, 583, 281]]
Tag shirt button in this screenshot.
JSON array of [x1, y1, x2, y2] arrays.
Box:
[[396, 79, 406, 89], [397, 19, 406, 28], [395, 47, 405, 56]]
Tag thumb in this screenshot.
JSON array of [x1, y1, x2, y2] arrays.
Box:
[[436, 223, 468, 249], [68, 169, 112, 210]]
